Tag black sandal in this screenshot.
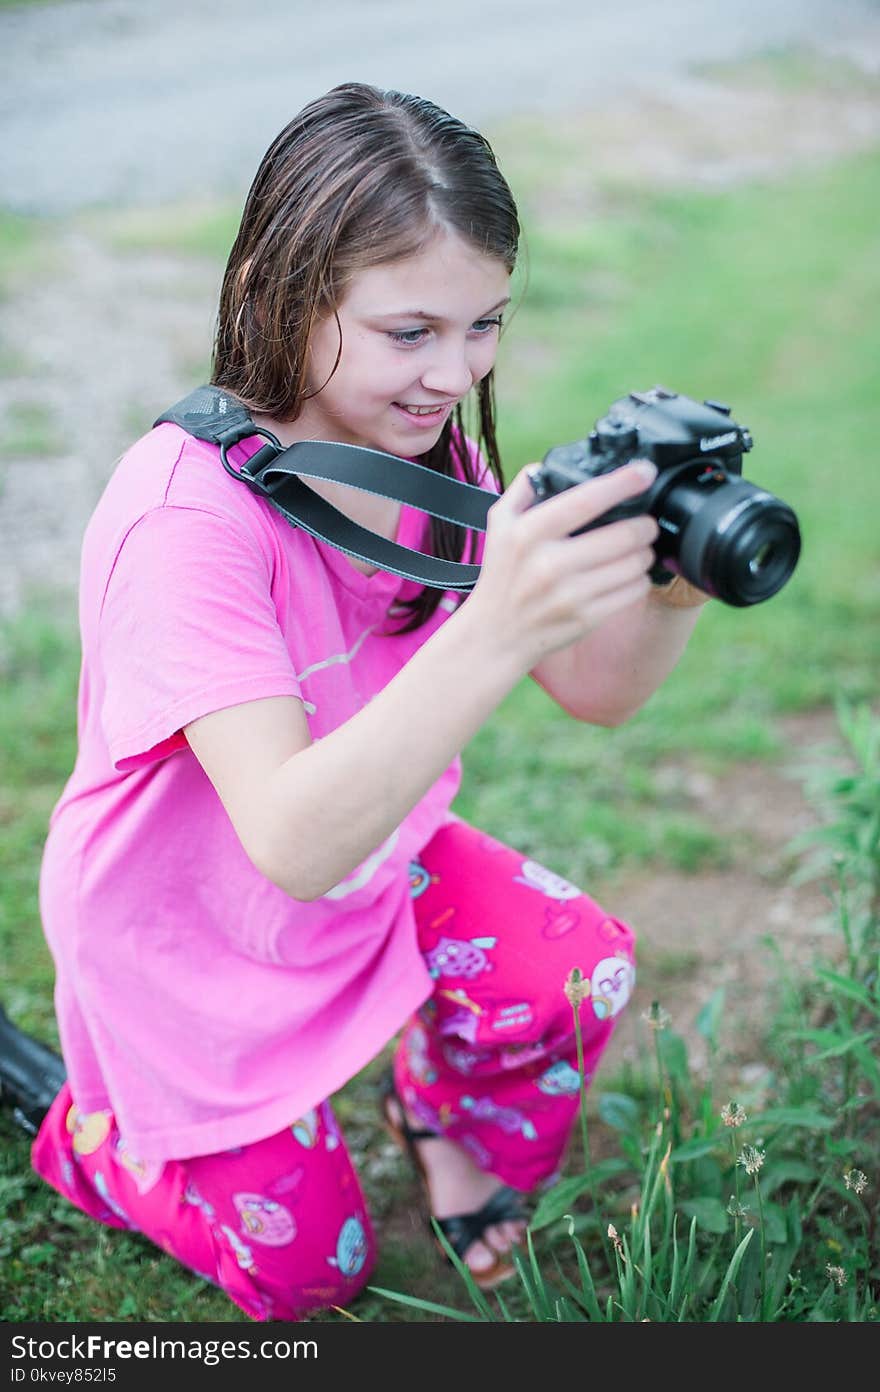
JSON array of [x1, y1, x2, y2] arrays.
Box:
[[379, 1071, 527, 1290], [0, 1004, 66, 1137]]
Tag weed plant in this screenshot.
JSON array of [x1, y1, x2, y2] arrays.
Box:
[[371, 703, 879, 1321]]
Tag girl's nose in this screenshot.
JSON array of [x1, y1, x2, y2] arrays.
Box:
[[419, 342, 474, 399]]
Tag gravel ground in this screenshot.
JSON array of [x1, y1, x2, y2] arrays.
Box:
[[2, 0, 879, 213]]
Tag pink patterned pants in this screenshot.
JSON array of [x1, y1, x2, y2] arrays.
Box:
[[32, 819, 636, 1320]]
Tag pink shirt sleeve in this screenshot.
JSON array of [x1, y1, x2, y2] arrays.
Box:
[[98, 504, 302, 771]]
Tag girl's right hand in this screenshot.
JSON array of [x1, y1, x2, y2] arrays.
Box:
[[467, 460, 661, 673]]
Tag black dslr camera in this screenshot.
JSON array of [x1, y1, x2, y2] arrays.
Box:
[[529, 387, 801, 607]]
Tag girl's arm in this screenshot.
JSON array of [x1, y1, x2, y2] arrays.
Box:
[[528, 579, 709, 726], [185, 608, 521, 902], [184, 461, 660, 902]]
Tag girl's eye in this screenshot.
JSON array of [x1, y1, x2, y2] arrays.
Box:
[[388, 327, 429, 346], [387, 317, 503, 347]]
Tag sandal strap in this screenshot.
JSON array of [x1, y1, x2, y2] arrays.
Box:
[[402, 1123, 439, 1142], [435, 1185, 527, 1261], [379, 1069, 528, 1266]]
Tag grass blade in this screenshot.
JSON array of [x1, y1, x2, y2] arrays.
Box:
[[366, 1287, 482, 1320], [429, 1219, 497, 1319], [566, 1221, 604, 1321], [708, 1229, 754, 1322]]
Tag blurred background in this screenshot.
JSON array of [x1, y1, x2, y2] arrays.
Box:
[[1, 0, 879, 1320], [2, 0, 878, 612]]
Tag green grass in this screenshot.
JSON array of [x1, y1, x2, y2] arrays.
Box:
[[697, 44, 880, 97], [1, 91, 879, 1321], [0, 617, 79, 1041], [0, 211, 53, 296], [4, 401, 63, 457], [468, 146, 880, 855], [94, 201, 242, 263]]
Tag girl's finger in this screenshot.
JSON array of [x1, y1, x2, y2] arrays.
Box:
[[559, 516, 659, 572], [521, 460, 657, 541], [492, 463, 546, 518], [579, 573, 654, 627], [558, 548, 656, 612]]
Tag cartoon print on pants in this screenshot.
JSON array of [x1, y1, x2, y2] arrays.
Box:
[[327, 1215, 368, 1278], [92, 1170, 132, 1225], [182, 1180, 216, 1219], [319, 1100, 341, 1151], [111, 1135, 163, 1194], [440, 1039, 486, 1075], [436, 987, 484, 1044], [460, 1095, 538, 1140], [405, 1023, 438, 1085], [424, 932, 497, 981], [219, 1224, 256, 1272], [399, 1085, 451, 1137], [233, 1192, 297, 1246], [65, 1104, 111, 1155], [498, 1039, 547, 1070], [291, 1109, 320, 1149], [408, 861, 437, 899], [542, 904, 582, 939], [269, 1167, 305, 1200], [515, 860, 581, 900], [488, 998, 534, 1035], [536, 1060, 582, 1095], [589, 953, 636, 1019]]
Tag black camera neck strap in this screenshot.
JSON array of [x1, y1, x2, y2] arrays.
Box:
[[153, 385, 496, 592]]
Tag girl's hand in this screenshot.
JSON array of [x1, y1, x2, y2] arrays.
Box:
[[467, 460, 661, 673]]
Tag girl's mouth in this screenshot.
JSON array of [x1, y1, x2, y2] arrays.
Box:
[[392, 401, 454, 427]]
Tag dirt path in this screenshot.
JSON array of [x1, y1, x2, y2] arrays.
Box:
[[3, 0, 878, 214], [602, 708, 841, 1091]]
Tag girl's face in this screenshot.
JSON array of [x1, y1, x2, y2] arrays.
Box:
[[299, 229, 511, 455]]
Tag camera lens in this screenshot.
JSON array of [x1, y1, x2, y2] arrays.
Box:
[[662, 473, 801, 606], [709, 503, 801, 606]]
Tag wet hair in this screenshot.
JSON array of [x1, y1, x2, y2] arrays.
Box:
[[211, 81, 519, 631]]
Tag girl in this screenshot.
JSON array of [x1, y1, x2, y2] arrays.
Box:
[[20, 82, 709, 1320]]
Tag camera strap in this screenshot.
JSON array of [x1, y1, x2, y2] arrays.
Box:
[[153, 385, 497, 592]]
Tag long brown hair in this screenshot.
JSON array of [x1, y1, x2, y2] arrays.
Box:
[[211, 82, 519, 630]]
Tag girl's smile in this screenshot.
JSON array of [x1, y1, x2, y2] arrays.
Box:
[[391, 400, 455, 429]]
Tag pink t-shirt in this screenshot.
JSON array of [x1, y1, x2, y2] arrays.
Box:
[[39, 423, 496, 1163]]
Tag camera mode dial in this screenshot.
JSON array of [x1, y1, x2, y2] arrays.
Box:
[[594, 416, 639, 458]]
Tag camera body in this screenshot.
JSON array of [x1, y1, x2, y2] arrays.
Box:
[[529, 386, 801, 607]]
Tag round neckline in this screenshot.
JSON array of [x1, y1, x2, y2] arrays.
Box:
[[311, 501, 422, 600]]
